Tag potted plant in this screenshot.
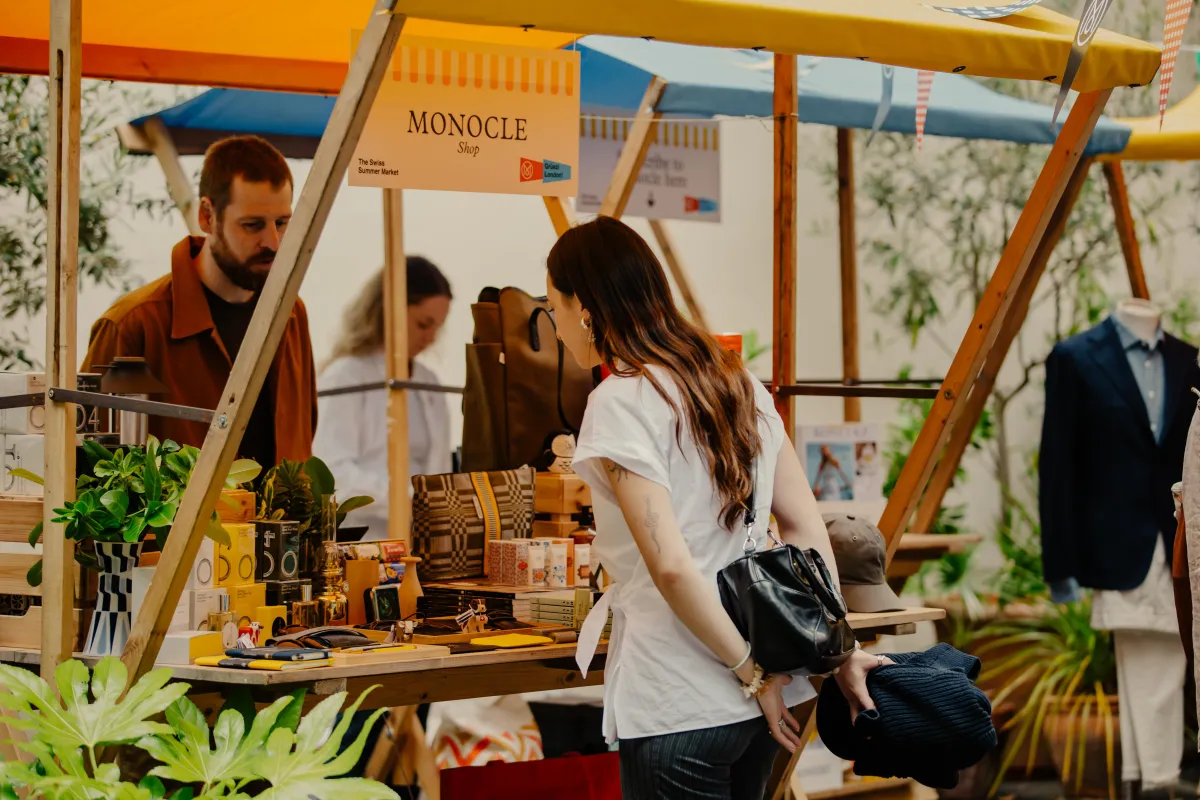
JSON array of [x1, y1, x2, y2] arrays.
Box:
[[972, 598, 1118, 799], [257, 456, 373, 579], [11, 437, 260, 655], [0, 655, 399, 800]]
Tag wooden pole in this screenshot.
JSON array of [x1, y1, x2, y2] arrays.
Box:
[[773, 54, 798, 435], [598, 76, 667, 218], [648, 219, 710, 330], [143, 117, 202, 237], [837, 128, 861, 423], [1102, 161, 1150, 300], [765, 679, 823, 800], [41, 0, 82, 680], [876, 90, 1111, 557], [543, 196, 575, 237], [121, 3, 408, 685], [383, 188, 411, 542], [910, 157, 1093, 534]]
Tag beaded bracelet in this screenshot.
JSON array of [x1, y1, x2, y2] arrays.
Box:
[[740, 664, 768, 698]]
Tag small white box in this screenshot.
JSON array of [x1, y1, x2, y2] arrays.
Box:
[[187, 537, 216, 590], [131, 566, 189, 633], [1, 434, 45, 497], [0, 373, 46, 435], [157, 631, 224, 666], [189, 588, 226, 630]]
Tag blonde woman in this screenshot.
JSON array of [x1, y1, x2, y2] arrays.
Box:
[[314, 257, 453, 540]]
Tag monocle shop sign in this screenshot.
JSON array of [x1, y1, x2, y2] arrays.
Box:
[[351, 35, 580, 196]]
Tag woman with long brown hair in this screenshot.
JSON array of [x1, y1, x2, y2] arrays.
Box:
[[551, 217, 887, 798]]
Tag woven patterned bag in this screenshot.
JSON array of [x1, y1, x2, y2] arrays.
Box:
[[411, 467, 535, 580]]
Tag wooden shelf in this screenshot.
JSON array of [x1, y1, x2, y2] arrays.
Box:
[[0, 496, 41, 543]]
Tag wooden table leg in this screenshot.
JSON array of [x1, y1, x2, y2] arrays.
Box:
[[767, 678, 823, 800]]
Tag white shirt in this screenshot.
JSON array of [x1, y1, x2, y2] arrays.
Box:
[[572, 366, 816, 742], [313, 351, 452, 540]]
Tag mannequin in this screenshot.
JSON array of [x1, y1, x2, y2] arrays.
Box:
[[1040, 299, 1199, 796], [1115, 298, 1165, 347]]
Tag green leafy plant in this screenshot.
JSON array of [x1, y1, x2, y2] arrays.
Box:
[[741, 329, 771, 376], [0, 656, 398, 800], [12, 437, 260, 587], [258, 456, 372, 533], [972, 599, 1117, 798]]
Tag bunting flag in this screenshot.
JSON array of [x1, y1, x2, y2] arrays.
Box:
[[1051, 0, 1116, 127], [924, 0, 1045, 19], [1159, 0, 1194, 129], [866, 65, 895, 147], [915, 69, 934, 151]]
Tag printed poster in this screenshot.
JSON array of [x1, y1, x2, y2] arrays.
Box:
[[575, 109, 721, 222], [797, 423, 885, 506], [352, 36, 580, 196]]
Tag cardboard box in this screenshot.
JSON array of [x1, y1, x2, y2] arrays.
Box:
[[528, 540, 551, 587], [345, 559, 380, 626], [157, 631, 224, 666], [228, 583, 267, 629], [255, 520, 299, 582], [256, 605, 288, 638], [131, 567, 189, 633], [190, 588, 226, 631], [217, 524, 256, 588], [1, 434, 45, 497], [187, 537, 216, 590]]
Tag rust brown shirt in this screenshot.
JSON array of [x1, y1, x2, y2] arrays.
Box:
[[81, 236, 317, 464]]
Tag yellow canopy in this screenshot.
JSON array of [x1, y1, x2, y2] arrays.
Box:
[[1102, 86, 1200, 161], [1, 0, 1159, 95]]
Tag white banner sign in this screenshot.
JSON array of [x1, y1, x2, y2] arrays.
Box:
[[351, 36, 580, 196], [575, 113, 721, 222]]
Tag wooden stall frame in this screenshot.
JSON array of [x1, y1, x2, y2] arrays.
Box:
[[837, 128, 861, 424], [875, 90, 1111, 554], [1102, 160, 1151, 300], [773, 54, 799, 435], [41, 0, 82, 680]]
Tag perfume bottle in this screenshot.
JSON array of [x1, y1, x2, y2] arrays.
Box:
[[317, 541, 348, 626], [207, 593, 237, 648], [291, 583, 321, 630]]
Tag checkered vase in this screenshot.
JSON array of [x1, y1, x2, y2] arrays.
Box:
[[411, 467, 535, 580], [83, 540, 143, 656]]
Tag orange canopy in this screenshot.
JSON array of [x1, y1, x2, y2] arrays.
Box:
[[1, 0, 1160, 95]]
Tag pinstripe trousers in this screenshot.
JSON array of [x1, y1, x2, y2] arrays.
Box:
[[619, 716, 781, 799]]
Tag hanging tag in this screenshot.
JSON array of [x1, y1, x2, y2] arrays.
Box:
[[865, 66, 895, 148]]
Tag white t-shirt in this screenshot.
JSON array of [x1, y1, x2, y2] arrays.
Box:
[[572, 366, 816, 742]]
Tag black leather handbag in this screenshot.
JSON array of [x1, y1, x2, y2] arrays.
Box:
[[717, 471, 857, 675]]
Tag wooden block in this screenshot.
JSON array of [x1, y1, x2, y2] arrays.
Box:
[[534, 473, 591, 516], [0, 552, 83, 600], [0, 497, 42, 543], [0, 606, 87, 650], [532, 519, 580, 539], [218, 489, 256, 523]]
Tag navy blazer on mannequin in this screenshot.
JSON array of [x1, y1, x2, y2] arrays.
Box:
[[1039, 317, 1199, 592]]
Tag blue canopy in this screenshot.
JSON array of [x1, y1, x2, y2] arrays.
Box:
[[123, 36, 1130, 159]]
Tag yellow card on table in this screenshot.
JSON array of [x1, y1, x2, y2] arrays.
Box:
[[471, 634, 553, 648]]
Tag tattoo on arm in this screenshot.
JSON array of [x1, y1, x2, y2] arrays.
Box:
[[604, 460, 630, 483], [644, 496, 661, 554]]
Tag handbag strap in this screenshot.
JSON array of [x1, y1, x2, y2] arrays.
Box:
[[740, 458, 784, 555]]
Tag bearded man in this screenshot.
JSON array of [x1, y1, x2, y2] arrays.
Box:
[[83, 136, 317, 468]]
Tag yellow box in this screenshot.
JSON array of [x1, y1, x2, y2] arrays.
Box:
[[158, 631, 224, 665], [228, 583, 267, 629], [217, 523, 256, 588], [256, 605, 288, 638]]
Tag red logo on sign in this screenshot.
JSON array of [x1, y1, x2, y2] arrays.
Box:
[[519, 158, 543, 182], [684, 196, 700, 213]]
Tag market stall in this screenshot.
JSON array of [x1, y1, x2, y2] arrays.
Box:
[[0, 0, 1160, 798]]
